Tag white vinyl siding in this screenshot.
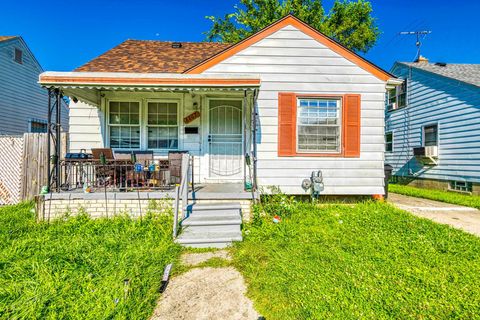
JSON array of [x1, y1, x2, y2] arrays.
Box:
[[0, 38, 69, 135], [202, 24, 386, 195]]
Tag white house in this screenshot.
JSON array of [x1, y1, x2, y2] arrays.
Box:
[[0, 36, 68, 135], [39, 15, 398, 197]]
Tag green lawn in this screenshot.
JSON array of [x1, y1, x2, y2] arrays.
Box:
[[0, 202, 180, 319], [389, 184, 480, 209], [233, 199, 480, 319]]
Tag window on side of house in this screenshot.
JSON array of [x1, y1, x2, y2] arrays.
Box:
[[449, 181, 472, 193], [108, 101, 140, 149], [14, 48, 23, 64], [297, 98, 341, 153], [147, 101, 178, 150], [385, 131, 393, 152], [423, 124, 438, 147], [30, 120, 47, 133], [387, 79, 407, 111]]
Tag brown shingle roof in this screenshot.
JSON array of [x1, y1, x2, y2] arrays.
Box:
[[0, 36, 18, 42], [75, 40, 232, 73]]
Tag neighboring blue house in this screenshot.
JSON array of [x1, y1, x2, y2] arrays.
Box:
[[0, 36, 68, 135], [386, 60, 480, 194]]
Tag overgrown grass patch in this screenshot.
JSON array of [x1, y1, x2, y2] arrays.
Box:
[[234, 200, 480, 319], [390, 184, 480, 209], [0, 202, 181, 319]]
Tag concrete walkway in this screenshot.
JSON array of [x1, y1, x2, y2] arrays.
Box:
[[388, 193, 480, 236], [151, 250, 260, 320]]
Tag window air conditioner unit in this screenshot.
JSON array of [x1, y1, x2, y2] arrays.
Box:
[[413, 146, 438, 165], [387, 102, 396, 111]]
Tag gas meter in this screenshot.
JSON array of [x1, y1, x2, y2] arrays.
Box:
[[301, 170, 324, 199]]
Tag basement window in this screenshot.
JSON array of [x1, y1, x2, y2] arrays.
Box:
[[449, 181, 472, 193], [14, 48, 23, 64]]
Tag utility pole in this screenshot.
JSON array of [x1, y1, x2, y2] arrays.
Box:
[[399, 30, 432, 61]]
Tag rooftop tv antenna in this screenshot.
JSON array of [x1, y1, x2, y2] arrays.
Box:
[[399, 30, 432, 61]]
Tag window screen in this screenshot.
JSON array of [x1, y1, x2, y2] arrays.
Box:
[[297, 98, 341, 152]]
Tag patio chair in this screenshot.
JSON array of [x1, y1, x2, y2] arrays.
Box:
[[168, 151, 189, 185], [91, 148, 115, 188]]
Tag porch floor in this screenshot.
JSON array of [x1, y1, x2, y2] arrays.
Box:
[[44, 183, 257, 201]]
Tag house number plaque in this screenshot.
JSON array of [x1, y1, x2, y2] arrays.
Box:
[[183, 111, 200, 124]]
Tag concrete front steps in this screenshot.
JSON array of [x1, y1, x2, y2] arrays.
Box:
[[176, 202, 243, 248]]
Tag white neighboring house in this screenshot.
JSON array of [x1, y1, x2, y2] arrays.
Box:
[[39, 15, 399, 196], [0, 36, 69, 135]]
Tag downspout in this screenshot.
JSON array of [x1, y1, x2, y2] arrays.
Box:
[[252, 89, 259, 192], [243, 90, 247, 189]]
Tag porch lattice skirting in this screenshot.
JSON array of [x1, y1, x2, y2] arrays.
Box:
[[36, 193, 252, 222]]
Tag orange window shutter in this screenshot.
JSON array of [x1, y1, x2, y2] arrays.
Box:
[[278, 92, 297, 156], [343, 94, 361, 157]]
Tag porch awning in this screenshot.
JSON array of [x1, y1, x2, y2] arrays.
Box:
[[38, 71, 261, 106]]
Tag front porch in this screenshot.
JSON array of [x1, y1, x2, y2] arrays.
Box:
[[39, 72, 260, 191], [39, 182, 255, 220]]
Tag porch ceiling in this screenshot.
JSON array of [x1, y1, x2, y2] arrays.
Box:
[[39, 72, 261, 106]]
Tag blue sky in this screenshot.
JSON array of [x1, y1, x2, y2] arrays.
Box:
[[1, 0, 479, 71]]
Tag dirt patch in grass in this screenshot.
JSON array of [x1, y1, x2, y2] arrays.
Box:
[[151, 267, 259, 320]]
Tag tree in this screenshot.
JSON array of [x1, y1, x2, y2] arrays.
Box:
[[205, 0, 379, 53]]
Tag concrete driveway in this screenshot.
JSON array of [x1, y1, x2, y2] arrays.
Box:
[[388, 193, 480, 237]]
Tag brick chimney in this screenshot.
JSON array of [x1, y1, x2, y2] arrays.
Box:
[[415, 55, 429, 64]]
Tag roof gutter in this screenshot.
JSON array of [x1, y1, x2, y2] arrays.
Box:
[[39, 71, 261, 88]]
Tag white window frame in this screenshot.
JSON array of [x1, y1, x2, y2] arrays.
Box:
[[296, 97, 342, 154], [423, 123, 439, 147], [145, 99, 180, 151], [449, 181, 472, 193], [106, 99, 142, 150], [387, 79, 407, 111], [385, 131, 394, 153]]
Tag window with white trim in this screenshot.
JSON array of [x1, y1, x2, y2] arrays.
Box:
[[449, 181, 472, 193], [147, 101, 178, 150], [108, 101, 140, 149], [297, 98, 341, 153], [387, 79, 407, 111], [385, 131, 393, 152]]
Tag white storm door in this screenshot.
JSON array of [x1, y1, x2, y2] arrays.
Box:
[[208, 99, 243, 179]]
